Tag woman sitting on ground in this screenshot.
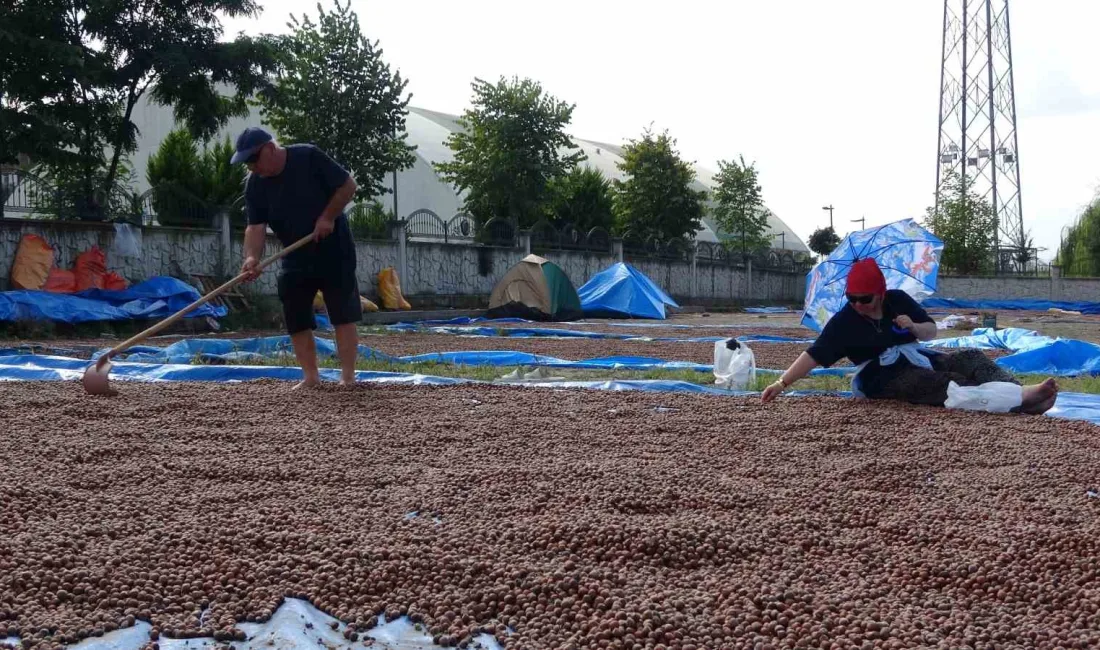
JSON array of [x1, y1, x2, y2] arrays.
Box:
[[761, 258, 1058, 415]]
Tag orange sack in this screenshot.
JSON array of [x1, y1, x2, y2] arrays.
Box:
[[10, 234, 54, 290], [101, 271, 128, 291], [377, 267, 411, 310], [74, 246, 108, 291], [43, 269, 78, 293]]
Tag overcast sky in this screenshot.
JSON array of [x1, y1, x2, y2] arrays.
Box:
[[222, 0, 1100, 259]]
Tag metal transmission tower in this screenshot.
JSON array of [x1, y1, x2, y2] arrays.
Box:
[[934, 0, 1026, 269]]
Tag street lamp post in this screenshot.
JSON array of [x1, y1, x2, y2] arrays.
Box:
[[821, 205, 834, 230]]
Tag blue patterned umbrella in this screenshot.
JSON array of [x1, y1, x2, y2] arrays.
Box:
[[801, 218, 944, 332]]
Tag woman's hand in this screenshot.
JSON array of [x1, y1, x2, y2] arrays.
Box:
[[894, 314, 915, 330], [895, 315, 938, 341], [761, 380, 785, 403]]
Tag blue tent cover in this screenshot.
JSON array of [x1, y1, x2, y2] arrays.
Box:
[[578, 263, 680, 319]]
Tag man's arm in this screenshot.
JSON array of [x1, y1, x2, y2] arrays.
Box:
[[312, 176, 358, 242], [241, 224, 267, 281]]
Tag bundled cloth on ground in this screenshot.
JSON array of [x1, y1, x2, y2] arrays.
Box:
[[577, 262, 679, 319], [0, 276, 225, 323]]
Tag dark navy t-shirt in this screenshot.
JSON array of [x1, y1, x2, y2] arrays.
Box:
[[807, 289, 934, 368], [245, 144, 353, 271]]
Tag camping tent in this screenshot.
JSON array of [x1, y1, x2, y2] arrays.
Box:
[[577, 262, 680, 319], [486, 254, 583, 321]]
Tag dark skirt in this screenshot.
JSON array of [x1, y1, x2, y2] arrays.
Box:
[[860, 349, 1019, 407]]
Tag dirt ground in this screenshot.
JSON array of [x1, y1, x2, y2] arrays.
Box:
[[2, 381, 1098, 649]]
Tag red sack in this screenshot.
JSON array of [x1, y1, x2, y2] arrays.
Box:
[[101, 272, 128, 291], [74, 247, 107, 291], [43, 268, 78, 293]]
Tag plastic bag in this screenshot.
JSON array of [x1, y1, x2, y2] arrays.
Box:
[[74, 247, 107, 291], [378, 267, 411, 310], [10, 234, 54, 290], [944, 381, 1022, 413], [713, 338, 756, 390], [112, 222, 142, 258], [360, 296, 379, 312], [43, 268, 77, 293]]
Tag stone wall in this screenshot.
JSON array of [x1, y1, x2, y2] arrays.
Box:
[[1, 218, 809, 306], [937, 272, 1100, 303], [0, 218, 221, 288]]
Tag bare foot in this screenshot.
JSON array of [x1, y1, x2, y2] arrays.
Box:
[[1026, 392, 1057, 416], [292, 378, 321, 390], [338, 379, 355, 388], [1019, 378, 1058, 414]]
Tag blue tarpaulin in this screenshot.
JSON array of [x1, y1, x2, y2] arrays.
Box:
[[386, 323, 815, 344], [995, 340, 1100, 376], [922, 297, 1100, 315], [84, 334, 848, 374], [577, 263, 680, 319], [928, 327, 1053, 351], [927, 327, 1100, 376], [0, 276, 226, 323], [744, 306, 797, 314], [0, 353, 1095, 425]]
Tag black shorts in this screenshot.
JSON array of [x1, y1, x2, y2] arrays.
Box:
[[277, 261, 363, 335]]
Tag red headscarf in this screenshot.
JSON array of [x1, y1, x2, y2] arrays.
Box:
[[846, 258, 886, 296]]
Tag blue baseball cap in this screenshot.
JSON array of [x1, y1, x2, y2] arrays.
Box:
[[231, 126, 274, 164]]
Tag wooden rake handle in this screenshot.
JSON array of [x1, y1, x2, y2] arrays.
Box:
[[99, 234, 315, 363]]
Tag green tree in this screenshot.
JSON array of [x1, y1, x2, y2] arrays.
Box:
[[1056, 196, 1100, 277], [256, 0, 416, 202], [435, 76, 585, 229], [711, 155, 770, 258], [808, 226, 841, 258], [546, 167, 615, 234], [613, 128, 707, 242], [146, 128, 246, 226], [1, 0, 278, 220], [925, 171, 997, 274]]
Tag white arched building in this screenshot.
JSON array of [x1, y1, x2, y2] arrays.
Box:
[[125, 99, 807, 253]]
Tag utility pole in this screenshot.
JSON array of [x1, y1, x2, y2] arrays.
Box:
[[391, 124, 400, 220], [936, 0, 1024, 269], [852, 216, 866, 232], [821, 205, 834, 230]]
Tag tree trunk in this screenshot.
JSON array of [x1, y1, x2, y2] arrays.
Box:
[[101, 82, 141, 217]]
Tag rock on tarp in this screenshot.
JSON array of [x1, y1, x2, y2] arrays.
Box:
[[0, 276, 226, 324], [578, 263, 679, 320]]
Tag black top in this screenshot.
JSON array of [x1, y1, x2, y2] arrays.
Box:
[[245, 144, 352, 271], [807, 289, 934, 368]]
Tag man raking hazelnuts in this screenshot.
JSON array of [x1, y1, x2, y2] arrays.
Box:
[[761, 258, 1058, 415], [233, 127, 362, 389]]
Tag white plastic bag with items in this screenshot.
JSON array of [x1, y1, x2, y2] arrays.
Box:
[[713, 338, 756, 390], [944, 380, 1023, 413], [112, 222, 142, 258]]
